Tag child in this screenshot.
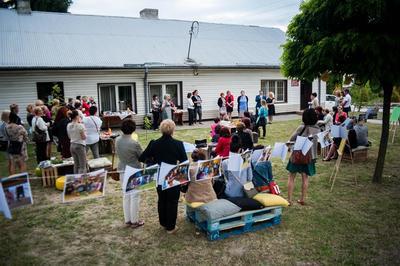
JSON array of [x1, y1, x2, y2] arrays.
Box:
[[210, 118, 220, 138]]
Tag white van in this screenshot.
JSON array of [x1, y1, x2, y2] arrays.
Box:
[[324, 94, 336, 110]]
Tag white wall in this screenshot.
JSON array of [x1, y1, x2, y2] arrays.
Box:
[[0, 68, 314, 124]]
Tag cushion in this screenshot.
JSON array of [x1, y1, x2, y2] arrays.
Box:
[[253, 193, 289, 207], [55, 176, 66, 191], [352, 146, 368, 152], [197, 199, 241, 221], [87, 157, 112, 169], [226, 197, 264, 211], [185, 201, 205, 208]]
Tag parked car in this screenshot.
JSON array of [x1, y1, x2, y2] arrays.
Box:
[[324, 94, 336, 110]]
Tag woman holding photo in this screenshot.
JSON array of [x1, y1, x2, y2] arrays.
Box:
[[139, 119, 187, 234], [115, 120, 144, 229]]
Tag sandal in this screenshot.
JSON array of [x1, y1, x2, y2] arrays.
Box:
[[125, 222, 133, 227], [297, 200, 305, 206], [322, 158, 331, 162], [131, 220, 145, 229]]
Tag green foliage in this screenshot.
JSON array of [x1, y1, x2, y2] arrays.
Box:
[[30, 0, 72, 12], [392, 87, 400, 102], [143, 116, 152, 130], [281, 0, 400, 86], [351, 82, 380, 111], [0, 0, 73, 12]]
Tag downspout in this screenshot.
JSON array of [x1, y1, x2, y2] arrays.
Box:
[[318, 77, 321, 104], [144, 66, 149, 114]]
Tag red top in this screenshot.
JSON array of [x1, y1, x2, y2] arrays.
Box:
[[225, 94, 234, 107], [334, 111, 347, 124], [82, 100, 90, 116], [215, 136, 231, 157]]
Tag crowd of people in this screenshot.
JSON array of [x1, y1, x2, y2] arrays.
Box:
[[0, 86, 370, 233], [0, 96, 101, 175]]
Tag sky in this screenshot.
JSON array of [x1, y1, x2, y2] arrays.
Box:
[[69, 0, 302, 31]]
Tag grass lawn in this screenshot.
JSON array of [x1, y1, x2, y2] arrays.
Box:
[[1, 119, 400, 265]]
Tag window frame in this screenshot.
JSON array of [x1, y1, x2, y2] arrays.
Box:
[[148, 81, 183, 110], [97, 83, 137, 114], [260, 79, 288, 103]]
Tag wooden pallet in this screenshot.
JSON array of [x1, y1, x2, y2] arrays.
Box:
[[186, 206, 282, 241]]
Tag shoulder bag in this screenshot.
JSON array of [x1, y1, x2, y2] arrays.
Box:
[[5, 127, 23, 155], [290, 126, 312, 165], [32, 118, 47, 143]]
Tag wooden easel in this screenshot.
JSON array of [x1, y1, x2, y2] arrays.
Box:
[[329, 139, 349, 192], [390, 107, 400, 143]]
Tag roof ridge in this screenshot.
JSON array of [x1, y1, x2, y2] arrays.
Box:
[[0, 8, 282, 32]]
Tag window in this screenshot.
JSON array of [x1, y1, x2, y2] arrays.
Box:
[[261, 80, 287, 103], [148, 82, 183, 109], [97, 83, 136, 113], [36, 82, 64, 103]]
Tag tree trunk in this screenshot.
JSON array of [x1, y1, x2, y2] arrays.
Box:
[[372, 83, 393, 183]]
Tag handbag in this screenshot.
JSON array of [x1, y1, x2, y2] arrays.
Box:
[[243, 181, 258, 198], [32, 119, 47, 143], [8, 141, 23, 155], [290, 126, 312, 165], [268, 181, 281, 195], [0, 140, 8, 151], [195, 139, 207, 148]]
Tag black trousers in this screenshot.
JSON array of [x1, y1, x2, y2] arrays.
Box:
[[156, 185, 180, 231], [35, 141, 49, 164], [188, 108, 194, 125], [257, 122, 266, 137], [343, 107, 351, 116], [152, 111, 160, 129]]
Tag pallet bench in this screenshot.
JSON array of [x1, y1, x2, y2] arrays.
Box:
[[186, 205, 282, 241]]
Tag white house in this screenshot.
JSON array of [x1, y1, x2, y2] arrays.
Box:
[[0, 5, 326, 124]]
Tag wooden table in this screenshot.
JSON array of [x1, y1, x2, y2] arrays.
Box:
[[101, 113, 135, 129], [173, 110, 184, 125]]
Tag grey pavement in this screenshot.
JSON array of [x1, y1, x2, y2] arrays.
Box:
[[135, 113, 301, 132]]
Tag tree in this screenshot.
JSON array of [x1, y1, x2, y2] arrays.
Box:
[[351, 82, 380, 112], [281, 0, 400, 183], [0, 0, 73, 12]]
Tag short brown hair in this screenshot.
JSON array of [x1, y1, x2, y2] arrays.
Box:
[[191, 149, 206, 162], [1, 110, 10, 122], [160, 119, 175, 136], [33, 106, 43, 116], [236, 122, 245, 132], [121, 119, 136, 135], [220, 127, 231, 138]]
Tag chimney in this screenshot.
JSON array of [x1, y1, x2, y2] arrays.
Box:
[[140, 8, 159, 19], [17, 0, 31, 14]]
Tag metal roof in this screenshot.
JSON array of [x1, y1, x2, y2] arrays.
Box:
[[0, 9, 286, 69]]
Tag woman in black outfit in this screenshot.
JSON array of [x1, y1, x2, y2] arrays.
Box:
[[191, 90, 202, 124], [139, 119, 187, 233]]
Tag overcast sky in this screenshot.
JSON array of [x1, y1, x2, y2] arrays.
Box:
[[69, 0, 302, 31]]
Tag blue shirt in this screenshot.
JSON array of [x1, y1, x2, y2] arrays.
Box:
[[239, 96, 248, 112]]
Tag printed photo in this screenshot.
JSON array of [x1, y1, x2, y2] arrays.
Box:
[[124, 165, 158, 193], [63, 169, 107, 203], [195, 158, 222, 181], [241, 150, 252, 170], [160, 163, 190, 190], [1, 173, 33, 210]]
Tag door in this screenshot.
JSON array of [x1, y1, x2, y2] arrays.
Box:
[[118, 85, 133, 111], [300, 80, 312, 110], [99, 85, 116, 112]]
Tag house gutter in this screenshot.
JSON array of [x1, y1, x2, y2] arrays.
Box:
[[0, 64, 281, 71], [143, 66, 149, 114]]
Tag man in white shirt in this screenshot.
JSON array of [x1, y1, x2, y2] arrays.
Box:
[[83, 106, 102, 159], [342, 89, 352, 115]]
